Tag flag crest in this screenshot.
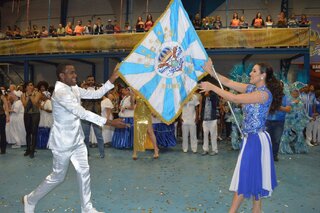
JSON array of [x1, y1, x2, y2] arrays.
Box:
[[119, 0, 208, 124]]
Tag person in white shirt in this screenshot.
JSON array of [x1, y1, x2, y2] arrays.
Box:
[[22, 64, 126, 213], [101, 93, 114, 145], [7, 90, 26, 148], [181, 94, 199, 153], [37, 91, 53, 149]]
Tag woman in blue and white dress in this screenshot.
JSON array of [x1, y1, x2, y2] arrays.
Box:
[[201, 59, 282, 213], [112, 87, 134, 148]]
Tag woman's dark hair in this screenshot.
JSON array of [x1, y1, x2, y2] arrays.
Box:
[[256, 63, 283, 114], [37, 81, 49, 91]]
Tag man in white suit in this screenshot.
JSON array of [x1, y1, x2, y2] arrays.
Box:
[[23, 64, 126, 213]]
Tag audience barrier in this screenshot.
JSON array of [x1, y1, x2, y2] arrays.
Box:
[[0, 28, 309, 56]]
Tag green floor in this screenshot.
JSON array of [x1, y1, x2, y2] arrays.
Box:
[[0, 141, 319, 213]]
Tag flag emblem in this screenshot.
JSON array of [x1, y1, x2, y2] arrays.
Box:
[[119, 0, 208, 124]]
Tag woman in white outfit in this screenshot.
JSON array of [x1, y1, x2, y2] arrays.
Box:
[[101, 93, 114, 144], [7, 90, 26, 148]]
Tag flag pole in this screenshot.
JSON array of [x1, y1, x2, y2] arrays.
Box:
[[211, 65, 244, 138]]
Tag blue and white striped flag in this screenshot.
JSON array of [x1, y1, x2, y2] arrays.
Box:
[[119, 0, 208, 124]]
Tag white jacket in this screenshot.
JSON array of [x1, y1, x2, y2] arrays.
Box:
[[47, 80, 114, 151]]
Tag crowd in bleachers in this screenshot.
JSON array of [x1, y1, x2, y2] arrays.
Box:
[[193, 12, 310, 30], [0, 12, 311, 40]]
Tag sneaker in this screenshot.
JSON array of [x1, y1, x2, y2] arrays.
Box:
[[82, 207, 104, 213], [201, 151, 208, 155], [22, 195, 35, 213], [192, 151, 197, 154], [183, 150, 188, 153], [12, 145, 21, 149], [209, 151, 218, 156], [217, 136, 223, 141]]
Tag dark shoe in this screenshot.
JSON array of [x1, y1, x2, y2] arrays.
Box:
[[201, 151, 208, 156], [29, 152, 34, 158], [0, 152, 5, 154], [24, 150, 30, 156], [274, 156, 279, 162]]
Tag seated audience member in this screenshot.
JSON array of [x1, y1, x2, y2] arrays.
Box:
[[40, 26, 49, 38], [251, 12, 264, 28], [277, 11, 287, 28], [192, 13, 202, 30], [56, 24, 65, 36], [5, 26, 13, 39], [84, 20, 93, 35], [239, 16, 248, 29], [124, 21, 132, 32], [105, 19, 114, 34], [135, 16, 145, 32], [202, 17, 213, 30], [65, 22, 74, 36], [265, 15, 273, 28], [287, 14, 298, 28], [299, 14, 310, 27], [213, 16, 223, 29], [93, 17, 104, 34], [32, 25, 40, 38], [13, 25, 22, 39], [113, 19, 121, 33], [23, 26, 33, 38], [74, 20, 85, 36], [49, 25, 57, 37], [144, 14, 154, 32], [230, 12, 240, 28]]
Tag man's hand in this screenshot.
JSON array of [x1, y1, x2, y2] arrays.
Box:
[[107, 118, 127, 128], [109, 64, 120, 84]]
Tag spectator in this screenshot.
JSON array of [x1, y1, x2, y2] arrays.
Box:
[[135, 16, 145, 32], [144, 14, 154, 31], [239, 16, 248, 29], [287, 14, 298, 28], [230, 12, 240, 28], [105, 19, 114, 34], [192, 13, 202, 30], [251, 12, 264, 28], [202, 16, 213, 30], [113, 19, 121, 33], [40, 26, 49, 38], [277, 11, 287, 28], [24, 26, 33, 38], [32, 25, 40, 38], [299, 14, 310, 27], [93, 17, 104, 35], [213, 16, 223, 29], [56, 24, 65, 36], [13, 25, 22, 39], [49, 25, 57, 37], [265, 15, 273, 28], [5, 26, 13, 39], [65, 22, 74, 36], [74, 20, 85, 36], [124, 21, 131, 32], [84, 20, 93, 35]]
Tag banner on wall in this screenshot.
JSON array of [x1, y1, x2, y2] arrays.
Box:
[[118, 0, 208, 124]]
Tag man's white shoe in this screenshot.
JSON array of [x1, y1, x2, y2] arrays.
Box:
[[82, 207, 104, 213], [22, 195, 35, 213], [306, 140, 314, 146]]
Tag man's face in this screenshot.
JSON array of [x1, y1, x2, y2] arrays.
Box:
[[86, 77, 95, 87], [61, 65, 77, 86]]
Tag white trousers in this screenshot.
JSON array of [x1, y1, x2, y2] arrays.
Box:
[[306, 120, 314, 142], [202, 120, 218, 152], [313, 117, 320, 143], [182, 123, 198, 152], [27, 143, 94, 212]]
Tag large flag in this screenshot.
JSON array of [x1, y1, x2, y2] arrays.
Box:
[[119, 0, 208, 124]]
